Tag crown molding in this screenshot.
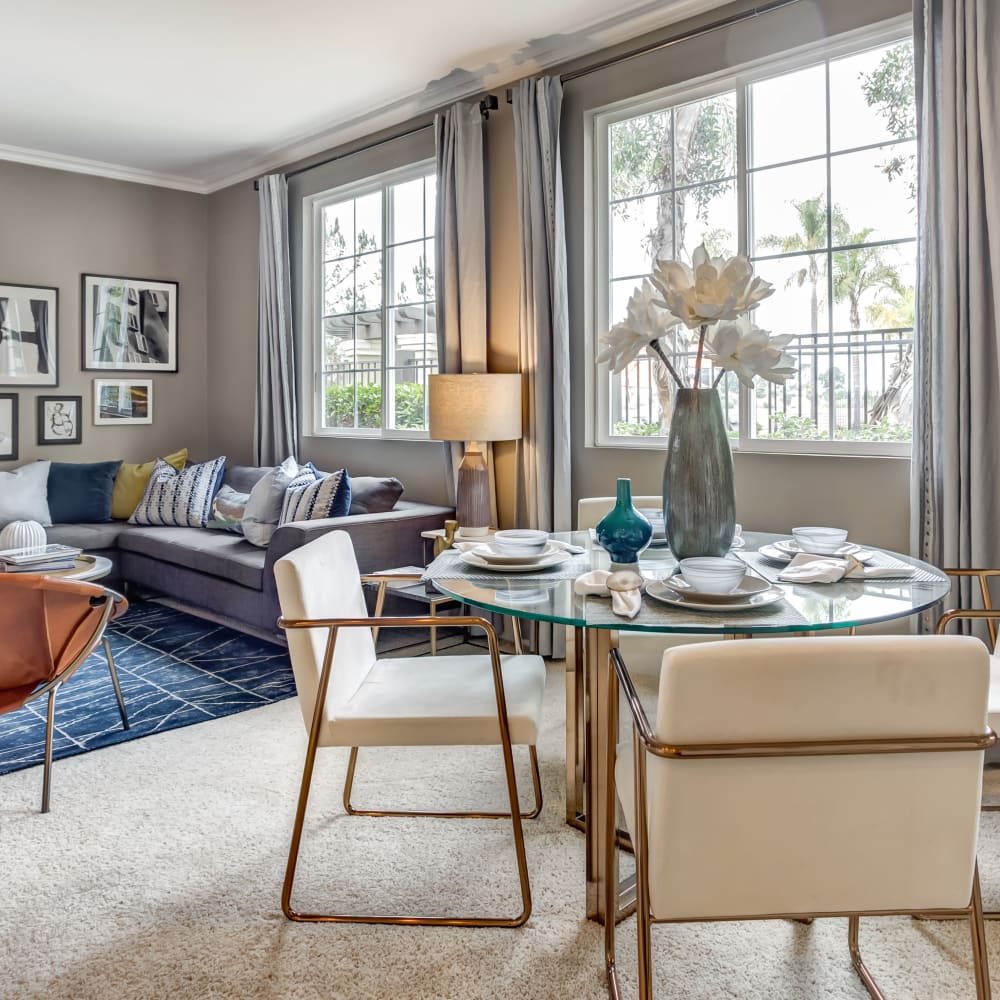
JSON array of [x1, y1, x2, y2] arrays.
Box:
[[0, 0, 729, 196], [0, 142, 209, 193]]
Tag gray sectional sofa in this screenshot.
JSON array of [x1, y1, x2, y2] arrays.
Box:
[[46, 464, 452, 639]]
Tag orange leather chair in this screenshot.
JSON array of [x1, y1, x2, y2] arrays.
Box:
[[0, 575, 129, 812]]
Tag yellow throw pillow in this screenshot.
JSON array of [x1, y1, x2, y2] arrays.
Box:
[[112, 448, 188, 520]]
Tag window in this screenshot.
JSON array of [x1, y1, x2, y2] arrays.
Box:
[[591, 28, 916, 453], [303, 161, 437, 437]]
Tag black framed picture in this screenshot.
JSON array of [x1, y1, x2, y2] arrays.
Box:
[[37, 395, 82, 445], [0, 282, 58, 386], [0, 393, 17, 459], [81, 274, 178, 372]]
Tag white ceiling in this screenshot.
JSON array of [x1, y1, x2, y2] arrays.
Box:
[[0, 0, 726, 193]]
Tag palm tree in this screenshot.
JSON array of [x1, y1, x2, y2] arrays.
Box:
[[830, 223, 904, 430]]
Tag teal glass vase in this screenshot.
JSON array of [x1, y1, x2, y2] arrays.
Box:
[[662, 387, 736, 559], [595, 478, 652, 566]]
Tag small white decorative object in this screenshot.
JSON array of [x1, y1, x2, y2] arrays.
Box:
[[0, 519, 46, 551]]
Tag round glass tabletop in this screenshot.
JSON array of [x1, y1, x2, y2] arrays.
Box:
[[427, 531, 951, 635]]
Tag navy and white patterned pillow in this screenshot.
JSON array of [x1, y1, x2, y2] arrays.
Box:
[[129, 456, 227, 528], [279, 467, 351, 525]]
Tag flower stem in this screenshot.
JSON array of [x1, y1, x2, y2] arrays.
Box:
[[712, 369, 725, 389], [648, 339, 685, 390], [694, 324, 707, 387]]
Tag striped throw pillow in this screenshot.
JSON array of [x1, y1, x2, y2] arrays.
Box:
[[129, 456, 227, 528], [279, 467, 351, 525]]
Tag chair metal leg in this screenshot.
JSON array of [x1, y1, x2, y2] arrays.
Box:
[[343, 744, 543, 819], [848, 916, 886, 1000], [971, 865, 993, 1000], [41, 686, 59, 814], [103, 636, 129, 730], [283, 622, 533, 926]]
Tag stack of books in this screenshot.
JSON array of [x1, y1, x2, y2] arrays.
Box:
[[0, 543, 82, 573]]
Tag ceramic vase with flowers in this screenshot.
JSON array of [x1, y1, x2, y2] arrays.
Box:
[[597, 243, 797, 559]]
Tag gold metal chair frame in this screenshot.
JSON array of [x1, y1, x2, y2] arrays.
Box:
[[937, 567, 1000, 922], [20, 588, 128, 813], [277, 608, 537, 927], [604, 646, 996, 1000]]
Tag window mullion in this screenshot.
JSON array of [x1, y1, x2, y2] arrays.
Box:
[[382, 187, 392, 431], [736, 83, 751, 447]]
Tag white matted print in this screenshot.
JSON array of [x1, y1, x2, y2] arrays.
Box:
[[82, 274, 178, 372], [0, 393, 18, 459], [93, 379, 153, 425], [0, 283, 58, 386], [37, 395, 82, 445]]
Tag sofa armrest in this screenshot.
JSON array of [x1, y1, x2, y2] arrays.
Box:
[[264, 501, 453, 588]]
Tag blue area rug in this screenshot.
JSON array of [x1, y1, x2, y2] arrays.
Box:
[[0, 601, 297, 776]]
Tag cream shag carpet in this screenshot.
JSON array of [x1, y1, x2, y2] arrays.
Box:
[[1, 660, 999, 1000]]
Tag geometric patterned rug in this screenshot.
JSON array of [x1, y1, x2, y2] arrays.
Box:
[[0, 601, 297, 775]]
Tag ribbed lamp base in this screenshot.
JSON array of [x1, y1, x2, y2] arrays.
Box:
[[456, 447, 490, 534]]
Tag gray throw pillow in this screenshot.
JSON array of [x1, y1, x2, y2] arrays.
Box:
[[348, 476, 404, 515], [241, 456, 312, 547], [0, 460, 53, 527]]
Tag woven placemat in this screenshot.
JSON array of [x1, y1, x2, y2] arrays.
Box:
[[736, 548, 946, 585], [584, 592, 811, 630]]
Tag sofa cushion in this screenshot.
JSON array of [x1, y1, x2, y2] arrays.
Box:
[[130, 456, 227, 528], [46, 521, 131, 551], [280, 467, 351, 524], [0, 461, 52, 527], [223, 465, 271, 494], [348, 476, 404, 515], [206, 485, 249, 532], [117, 526, 266, 590], [113, 448, 188, 520], [48, 460, 122, 524]]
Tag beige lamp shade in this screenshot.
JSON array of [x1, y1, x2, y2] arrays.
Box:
[[428, 373, 523, 443]]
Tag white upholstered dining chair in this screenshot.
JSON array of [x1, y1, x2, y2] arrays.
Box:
[[606, 635, 994, 1000], [274, 530, 546, 927]]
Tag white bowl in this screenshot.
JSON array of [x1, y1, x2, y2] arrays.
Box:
[[678, 557, 746, 594], [491, 529, 549, 558], [792, 526, 849, 555]]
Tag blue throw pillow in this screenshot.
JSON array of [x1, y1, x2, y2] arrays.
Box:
[[48, 460, 123, 524], [279, 468, 351, 524], [129, 456, 227, 528]]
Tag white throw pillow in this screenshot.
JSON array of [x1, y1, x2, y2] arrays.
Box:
[[129, 456, 227, 528], [241, 456, 313, 547], [0, 460, 53, 527]]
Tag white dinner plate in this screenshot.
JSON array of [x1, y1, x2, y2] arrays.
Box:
[[646, 578, 786, 612], [662, 573, 771, 604], [459, 550, 571, 573], [760, 541, 876, 564], [470, 542, 557, 565]]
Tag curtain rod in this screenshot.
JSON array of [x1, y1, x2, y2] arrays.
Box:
[[558, 0, 806, 85], [256, 96, 499, 188]]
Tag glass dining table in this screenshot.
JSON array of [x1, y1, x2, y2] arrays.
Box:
[[426, 530, 952, 924]]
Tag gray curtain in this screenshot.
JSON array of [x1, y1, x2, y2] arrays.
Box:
[[911, 0, 1000, 615], [254, 173, 298, 467], [434, 102, 498, 522], [512, 76, 572, 656]]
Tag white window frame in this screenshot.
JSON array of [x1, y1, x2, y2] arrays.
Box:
[[301, 158, 436, 440], [585, 15, 913, 458]]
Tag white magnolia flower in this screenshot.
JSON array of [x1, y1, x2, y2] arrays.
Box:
[[596, 279, 679, 373], [704, 317, 797, 387], [652, 243, 775, 330]]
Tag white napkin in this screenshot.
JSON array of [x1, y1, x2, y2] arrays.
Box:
[[778, 552, 915, 584], [574, 569, 643, 619]]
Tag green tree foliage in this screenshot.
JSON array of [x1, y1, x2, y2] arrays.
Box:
[[860, 42, 916, 197], [325, 381, 425, 430]]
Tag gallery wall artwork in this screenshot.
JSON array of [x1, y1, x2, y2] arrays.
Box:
[[0, 394, 18, 460], [93, 378, 153, 425], [0, 283, 58, 386], [82, 274, 178, 372], [37, 395, 82, 445]]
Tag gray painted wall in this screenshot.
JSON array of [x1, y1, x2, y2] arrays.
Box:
[[0, 161, 209, 468], [561, 0, 913, 552]]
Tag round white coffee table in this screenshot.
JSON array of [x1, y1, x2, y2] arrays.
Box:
[[45, 554, 114, 582]]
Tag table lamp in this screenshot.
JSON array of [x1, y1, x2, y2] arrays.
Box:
[[428, 373, 522, 537]]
